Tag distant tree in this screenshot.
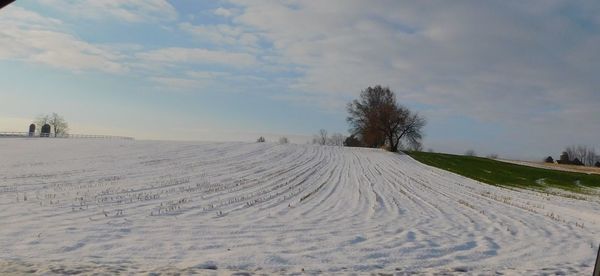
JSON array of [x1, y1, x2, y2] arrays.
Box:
[[35, 113, 68, 137], [49, 113, 68, 137], [318, 129, 328, 145], [487, 153, 499, 159], [465, 149, 477, 157], [544, 156, 554, 163], [409, 142, 423, 152], [595, 161, 600, 168], [256, 136, 266, 143], [343, 135, 363, 147], [564, 145, 598, 166], [328, 133, 345, 146], [278, 137, 289, 144], [35, 114, 49, 129], [346, 85, 426, 152]]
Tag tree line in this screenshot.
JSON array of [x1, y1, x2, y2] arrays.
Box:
[[310, 129, 345, 146], [546, 145, 600, 167]]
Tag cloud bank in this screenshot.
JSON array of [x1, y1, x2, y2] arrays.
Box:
[[1, 1, 599, 158]]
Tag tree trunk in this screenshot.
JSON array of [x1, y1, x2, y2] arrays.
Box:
[[388, 133, 397, 152]]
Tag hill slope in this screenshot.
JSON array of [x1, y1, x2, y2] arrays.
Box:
[[0, 139, 599, 274], [407, 151, 600, 193]]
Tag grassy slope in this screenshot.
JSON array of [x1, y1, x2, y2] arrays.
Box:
[[406, 151, 600, 192]]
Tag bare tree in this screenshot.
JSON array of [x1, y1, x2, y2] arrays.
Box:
[[35, 113, 68, 137], [347, 85, 426, 152], [564, 145, 598, 166], [328, 133, 345, 146], [278, 137, 289, 144], [409, 141, 423, 151], [582, 146, 597, 166], [465, 149, 477, 157], [318, 129, 328, 146], [49, 113, 68, 137], [487, 153, 499, 159]]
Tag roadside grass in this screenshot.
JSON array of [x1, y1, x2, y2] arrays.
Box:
[[406, 151, 600, 194]]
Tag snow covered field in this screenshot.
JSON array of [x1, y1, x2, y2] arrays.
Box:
[[1, 138, 599, 275]]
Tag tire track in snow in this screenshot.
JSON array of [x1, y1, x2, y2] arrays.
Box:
[[0, 139, 598, 274]]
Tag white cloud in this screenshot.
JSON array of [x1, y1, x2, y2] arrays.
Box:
[[1, 4, 63, 28], [137, 47, 257, 67], [4, 1, 599, 157], [179, 22, 259, 47], [179, 23, 240, 44], [149, 71, 232, 90], [150, 77, 209, 90], [214, 7, 233, 17], [38, 0, 177, 22], [0, 5, 126, 73], [186, 71, 230, 79], [224, 1, 600, 104], [215, 0, 600, 155]]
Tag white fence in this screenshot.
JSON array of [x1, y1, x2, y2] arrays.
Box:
[[0, 132, 134, 140]]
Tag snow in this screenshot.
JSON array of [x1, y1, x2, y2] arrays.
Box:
[[0, 138, 599, 274]]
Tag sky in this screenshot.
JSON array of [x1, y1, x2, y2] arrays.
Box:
[[0, 0, 599, 160]]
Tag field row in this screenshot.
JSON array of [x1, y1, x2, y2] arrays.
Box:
[[0, 139, 598, 274]]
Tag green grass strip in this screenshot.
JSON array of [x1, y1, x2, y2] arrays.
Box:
[[406, 151, 600, 193]]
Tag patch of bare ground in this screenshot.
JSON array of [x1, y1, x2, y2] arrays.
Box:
[[500, 159, 600, 175]]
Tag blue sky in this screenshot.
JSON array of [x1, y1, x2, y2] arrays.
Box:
[[1, 1, 599, 160]]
